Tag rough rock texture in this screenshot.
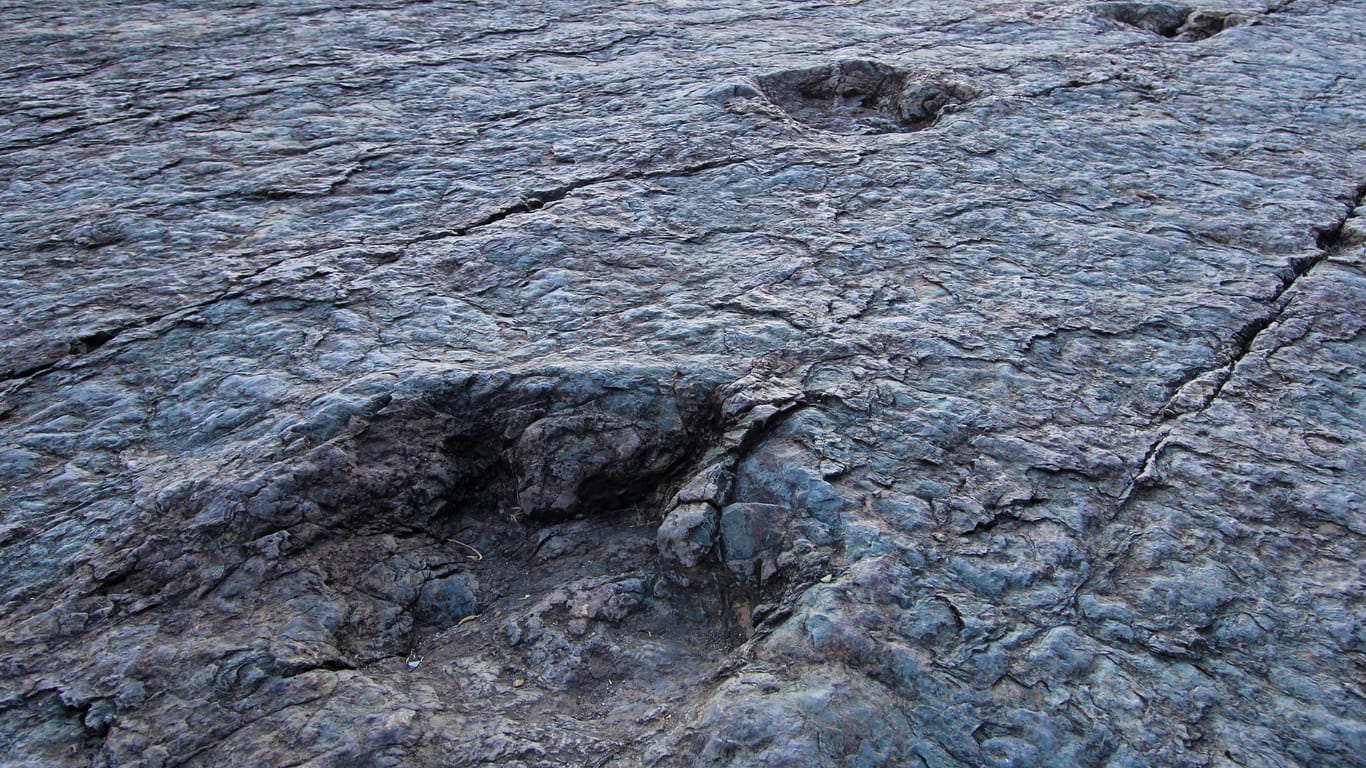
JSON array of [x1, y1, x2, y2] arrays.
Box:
[[1, 1, 1364, 766]]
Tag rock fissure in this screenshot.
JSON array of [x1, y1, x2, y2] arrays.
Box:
[[1160, 185, 1364, 421], [451, 156, 752, 238]]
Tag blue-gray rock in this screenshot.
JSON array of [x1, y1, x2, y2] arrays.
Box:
[[415, 576, 477, 627], [1, 0, 1364, 766]]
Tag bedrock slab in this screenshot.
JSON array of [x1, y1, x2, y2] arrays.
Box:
[[1, 1, 1364, 766]]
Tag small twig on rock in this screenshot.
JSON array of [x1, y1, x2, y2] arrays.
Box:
[[448, 537, 484, 561]]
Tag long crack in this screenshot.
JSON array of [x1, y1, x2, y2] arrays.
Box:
[[1123, 183, 1364, 508], [1159, 182, 1366, 421], [0, 252, 299, 394], [451, 155, 753, 237], [0, 154, 752, 399]]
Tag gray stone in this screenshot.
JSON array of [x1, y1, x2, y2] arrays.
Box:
[[719, 502, 791, 586], [657, 501, 720, 569], [414, 576, 477, 627]]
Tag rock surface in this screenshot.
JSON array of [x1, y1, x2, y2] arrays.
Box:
[[2, 0, 1364, 766]]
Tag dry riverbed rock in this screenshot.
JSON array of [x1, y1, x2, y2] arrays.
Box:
[[1, 0, 1364, 766]]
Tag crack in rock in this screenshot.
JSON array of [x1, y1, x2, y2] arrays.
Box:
[[1162, 184, 1365, 420]]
